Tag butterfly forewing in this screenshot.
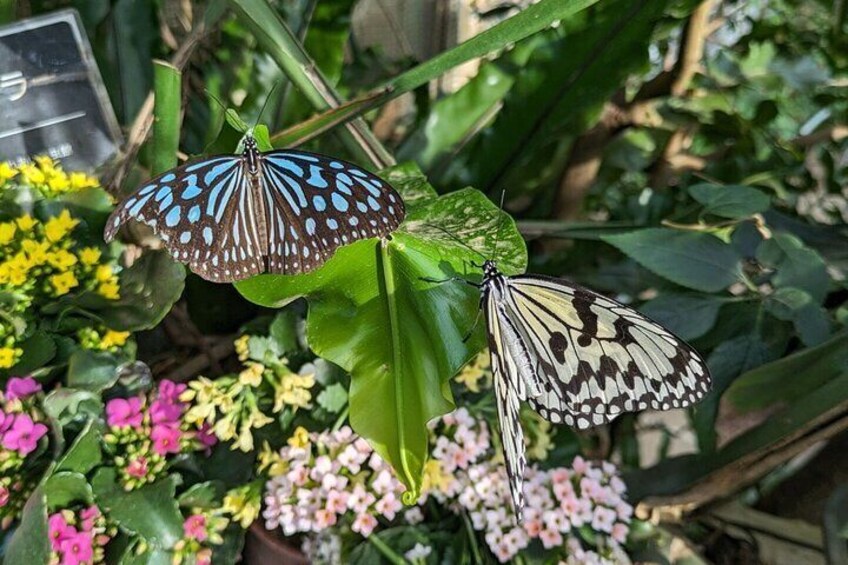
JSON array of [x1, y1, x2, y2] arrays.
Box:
[[105, 144, 405, 282], [504, 275, 710, 430], [479, 263, 712, 519]]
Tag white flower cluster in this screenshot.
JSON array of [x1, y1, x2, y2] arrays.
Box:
[[262, 427, 406, 538], [263, 409, 634, 563]]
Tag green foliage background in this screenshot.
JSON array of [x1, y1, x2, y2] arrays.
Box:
[[2, 0, 847, 560]]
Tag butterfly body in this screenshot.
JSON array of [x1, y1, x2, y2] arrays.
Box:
[[105, 135, 405, 282], [478, 259, 711, 519]]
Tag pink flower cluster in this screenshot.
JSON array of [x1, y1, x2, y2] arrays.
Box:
[[48, 506, 111, 565], [263, 409, 635, 563], [263, 427, 407, 538], [1, 377, 46, 456], [1, 377, 48, 526], [103, 380, 217, 488]]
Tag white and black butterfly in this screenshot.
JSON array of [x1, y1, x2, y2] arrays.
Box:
[[470, 259, 711, 519], [105, 134, 405, 282]]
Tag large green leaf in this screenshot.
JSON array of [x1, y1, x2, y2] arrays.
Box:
[[4, 487, 50, 565], [724, 332, 848, 413], [602, 228, 743, 292], [66, 350, 121, 392], [55, 420, 103, 474], [236, 166, 526, 498], [43, 472, 94, 508], [764, 287, 831, 346], [92, 468, 183, 550], [638, 294, 726, 341], [757, 233, 830, 303], [688, 184, 772, 219], [97, 251, 186, 331]]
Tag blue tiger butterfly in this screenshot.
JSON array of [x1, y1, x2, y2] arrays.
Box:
[[105, 134, 405, 282]]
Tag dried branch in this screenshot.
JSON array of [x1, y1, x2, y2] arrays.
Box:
[[550, 0, 715, 221], [102, 3, 226, 195]]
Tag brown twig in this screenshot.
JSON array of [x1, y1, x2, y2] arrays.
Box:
[[550, 0, 716, 221], [102, 4, 225, 195]]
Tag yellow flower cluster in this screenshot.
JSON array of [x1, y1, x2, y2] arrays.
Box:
[[0, 210, 120, 301], [77, 327, 131, 352], [1, 156, 98, 198], [181, 337, 317, 453], [454, 351, 491, 393], [222, 483, 262, 528]]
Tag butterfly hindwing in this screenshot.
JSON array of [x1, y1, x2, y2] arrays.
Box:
[[258, 150, 404, 275], [105, 143, 406, 281], [485, 294, 526, 521], [104, 157, 266, 281], [502, 274, 711, 430]]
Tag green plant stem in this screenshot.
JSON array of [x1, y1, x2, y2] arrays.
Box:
[[152, 60, 182, 175], [462, 511, 483, 563], [367, 533, 407, 565], [0, 0, 15, 24], [231, 0, 394, 168], [331, 404, 349, 432]]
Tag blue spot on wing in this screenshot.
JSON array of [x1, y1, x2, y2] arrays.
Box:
[[165, 206, 181, 227]]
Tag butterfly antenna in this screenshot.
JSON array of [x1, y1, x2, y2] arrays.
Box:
[[489, 188, 508, 263], [205, 89, 228, 114], [254, 82, 281, 131]]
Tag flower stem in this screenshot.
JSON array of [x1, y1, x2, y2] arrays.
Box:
[[367, 533, 407, 565]]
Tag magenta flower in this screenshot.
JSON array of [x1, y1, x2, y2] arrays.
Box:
[[5, 376, 41, 400], [0, 485, 9, 507], [59, 531, 93, 565], [183, 514, 208, 541], [0, 409, 13, 434], [196, 422, 217, 449], [157, 380, 186, 403], [105, 397, 144, 429], [2, 414, 48, 455], [48, 513, 77, 551], [151, 424, 182, 455], [80, 506, 100, 532], [149, 399, 183, 425], [126, 456, 149, 478]]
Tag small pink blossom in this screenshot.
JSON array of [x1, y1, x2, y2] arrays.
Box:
[[351, 512, 378, 537], [183, 514, 207, 541], [59, 531, 93, 565], [151, 424, 182, 455], [314, 509, 337, 530], [591, 506, 617, 533], [157, 380, 186, 403], [612, 522, 629, 543], [0, 409, 13, 434], [5, 376, 41, 400], [49, 513, 76, 550], [126, 456, 149, 478], [105, 397, 144, 429], [2, 414, 48, 455], [196, 422, 217, 448], [150, 399, 182, 425], [374, 493, 402, 520], [539, 528, 563, 549], [80, 506, 100, 532]]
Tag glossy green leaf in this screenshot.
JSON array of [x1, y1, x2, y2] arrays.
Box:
[[236, 167, 526, 498], [639, 294, 726, 341], [92, 469, 183, 549], [152, 60, 182, 175], [757, 233, 830, 303], [317, 382, 348, 413], [602, 228, 743, 293], [692, 335, 773, 453], [66, 350, 121, 392], [43, 472, 94, 508], [764, 287, 831, 346], [4, 487, 50, 564], [42, 388, 104, 428], [177, 481, 226, 509], [8, 331, 56, 375], [724, 332, 848, 412], [55, 420, 103, 474], [97, 251, 186, 331], [688, 184, 771, 219]]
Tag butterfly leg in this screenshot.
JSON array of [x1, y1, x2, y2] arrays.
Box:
[[462, 303, 484, 343], [419, 276, 482, 288]]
